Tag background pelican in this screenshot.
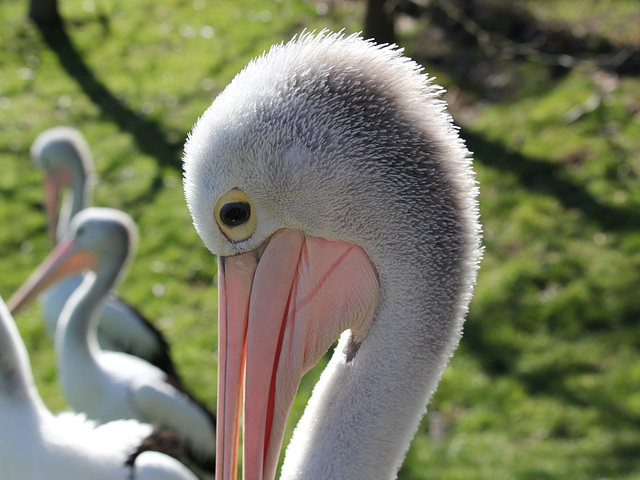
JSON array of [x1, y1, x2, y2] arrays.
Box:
[[0, 294, 198, 480], [26, 126, 177, 375], [9, 207, 216, 479], [183, 31, 482, 479]]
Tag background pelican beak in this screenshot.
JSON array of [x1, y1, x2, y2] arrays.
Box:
[[7, 239, 97, 315]]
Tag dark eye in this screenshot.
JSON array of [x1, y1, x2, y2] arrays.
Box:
[[215, 189, 256, 242], [219, 202, 251, 227]]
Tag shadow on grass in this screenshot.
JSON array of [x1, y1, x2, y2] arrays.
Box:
[[404, 0, 639, 105], [36, 22, 182, 199], [462, 129, 640, 233], [460, 131, 640, 473]]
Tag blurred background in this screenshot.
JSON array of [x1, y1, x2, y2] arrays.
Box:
[[1, 0, 638, 478]]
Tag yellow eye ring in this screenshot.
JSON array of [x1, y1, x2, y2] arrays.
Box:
[[215, 189, 257, 243]]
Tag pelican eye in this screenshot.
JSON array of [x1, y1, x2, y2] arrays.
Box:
[[215, 189, 257, 243], [220, 202, 251, 227]]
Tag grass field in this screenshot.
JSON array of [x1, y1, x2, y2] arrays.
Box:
[[1, 0, 639, 478]]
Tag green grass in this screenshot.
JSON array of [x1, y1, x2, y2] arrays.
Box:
[[1, 1, 639, 479]]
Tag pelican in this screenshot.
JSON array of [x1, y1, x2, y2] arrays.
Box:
[[0, 295, 199, 480], [8, 208, 216, 479], [182, 31, 482, 479], [26, 126, 177, 376]]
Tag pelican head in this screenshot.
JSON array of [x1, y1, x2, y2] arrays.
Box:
[[184, 31, 481, 479], [31, 126, 94, 244], [8, 208, 137, 315]]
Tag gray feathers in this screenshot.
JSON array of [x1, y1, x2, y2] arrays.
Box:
[[184, 30, 479, 260]]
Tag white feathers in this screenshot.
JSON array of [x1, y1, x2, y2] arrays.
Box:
[[0, 296, 198, 480]]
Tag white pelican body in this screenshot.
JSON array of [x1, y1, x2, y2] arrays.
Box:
[[9, 208, 216, 478], [0, 296, 198, 480], [28, 127, 176, 374], [183, 31, 481, 479]]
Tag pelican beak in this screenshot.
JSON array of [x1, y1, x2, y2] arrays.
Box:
[[216, 228, 379, 480], [7, 238, 97, 315], [43, 168, 71, 246]]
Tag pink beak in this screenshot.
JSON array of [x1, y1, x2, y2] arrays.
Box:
[[7, 238, 97, 315], [216, 228, 379, 480]]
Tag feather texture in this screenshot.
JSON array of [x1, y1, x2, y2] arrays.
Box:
[[183, 31, 481, 478]]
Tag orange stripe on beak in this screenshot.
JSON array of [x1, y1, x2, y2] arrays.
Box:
[[216, 229, 379, 480]]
